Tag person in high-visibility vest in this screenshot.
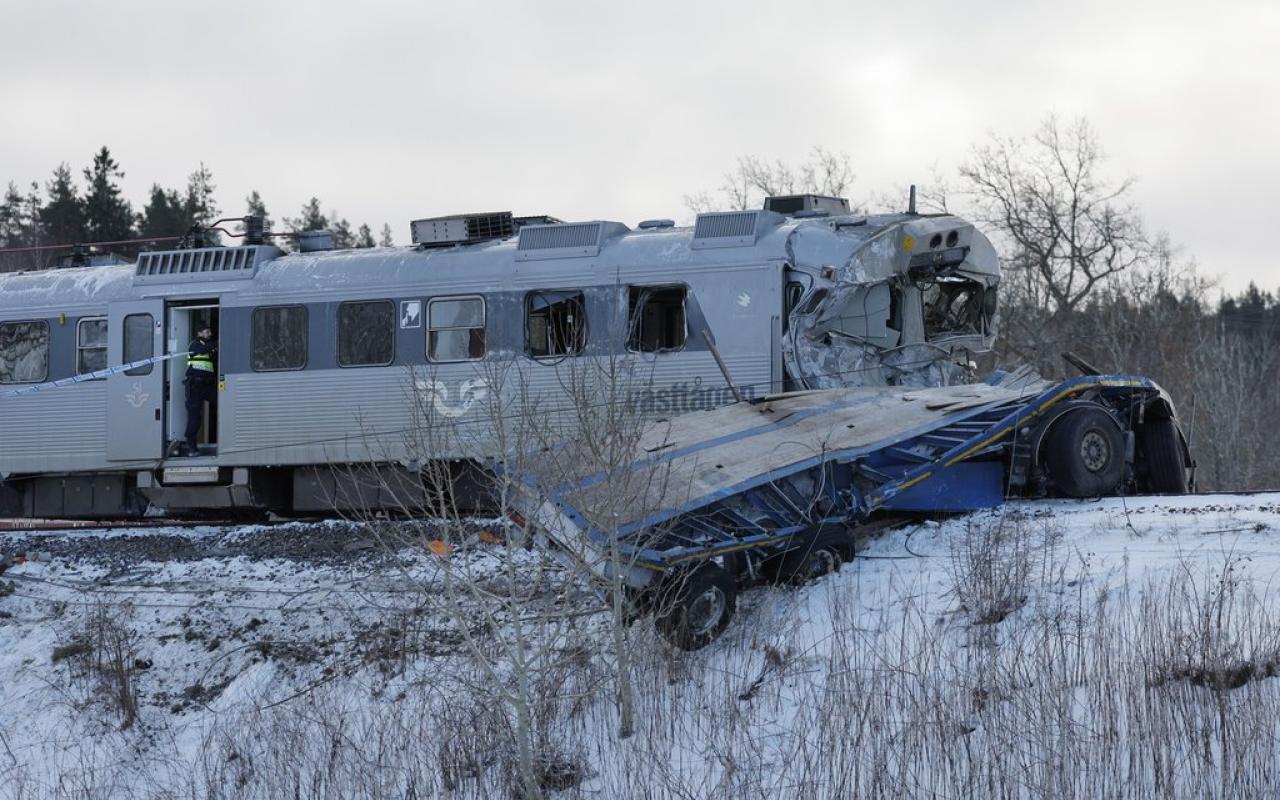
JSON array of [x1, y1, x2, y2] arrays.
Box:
[[182, 325, 218, 456]]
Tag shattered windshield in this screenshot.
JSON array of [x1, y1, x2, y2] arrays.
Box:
[[922, 278, 986, 338]]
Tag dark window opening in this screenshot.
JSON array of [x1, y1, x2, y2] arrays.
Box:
[[253, 305, 308, 371], [428, 296, 485, 362], [338, 300, 395, 367], [887, 285, 903, 333], [783, 281, 805, 334], [0, 320, 49, 384], [76, 317, 108, 376], [123, 314, 154, 376], [527, 291, 586, 358], [923, 278, 986, 338], [627, 286, 687, 353], [796, 288, 829, 315]]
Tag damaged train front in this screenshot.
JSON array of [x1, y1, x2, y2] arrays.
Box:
[[782, 212, 1001, 389]]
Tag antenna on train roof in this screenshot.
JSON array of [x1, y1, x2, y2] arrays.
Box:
[[907, 185, 918, 215]]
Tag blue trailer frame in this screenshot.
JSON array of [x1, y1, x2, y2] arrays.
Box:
[[509, 373, 1189, 647]]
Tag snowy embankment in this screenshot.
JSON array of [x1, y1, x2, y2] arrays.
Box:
[[2, 494, 1280, 798]]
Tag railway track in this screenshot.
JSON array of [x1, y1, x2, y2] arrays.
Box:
[[3, 489, 1275, 537]]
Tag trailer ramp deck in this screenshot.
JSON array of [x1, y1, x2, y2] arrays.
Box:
[[511, 374, 1175, 648]]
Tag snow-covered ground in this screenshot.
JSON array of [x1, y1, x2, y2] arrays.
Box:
[[2, 494, 1280, 798]]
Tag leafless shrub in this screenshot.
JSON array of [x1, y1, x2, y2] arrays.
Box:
[[54, 602, 141, 730], [946, 516, 1039, 625]]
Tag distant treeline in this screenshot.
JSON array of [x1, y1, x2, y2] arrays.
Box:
[[0, 146, 393, 272]]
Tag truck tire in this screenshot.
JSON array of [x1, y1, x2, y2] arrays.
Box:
[[776, 527, 848, 584], [1044, 408, 1124, 498], [1140, 417, 1189, 494], [654, 562, 737, 650]]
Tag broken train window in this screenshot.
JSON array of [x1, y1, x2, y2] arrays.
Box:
[[252, 305, 308, 371], [0, 320, 49, 384], [76, 317, 108, 376], [627, 285, 687, 352], [922, 278, 986, 338], [527, 290, 586, 358]]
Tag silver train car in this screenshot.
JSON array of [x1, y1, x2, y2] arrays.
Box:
[[0, 195, 1000, 518]]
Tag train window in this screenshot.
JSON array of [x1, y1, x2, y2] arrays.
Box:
[[252, 305, 308, 371], [428, 296, 485, 362], [526, 291, 586, 358], [627, 286, 687, 353], [76, 317, 108, 376], [0, 320, 49, 384], [338, 300, 395, 367], [123, 314, 154, 376]]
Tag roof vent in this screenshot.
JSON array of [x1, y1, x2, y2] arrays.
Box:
[[134, 245, 281, 284], [638, 218, 675, 230], [411, 211, 515, 248], [763, 194, 851, 216], [516, 221, 629, 261], [690, 210, 783, 249]]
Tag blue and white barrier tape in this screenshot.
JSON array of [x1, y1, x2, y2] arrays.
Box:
[[0, 352, 189, 399]]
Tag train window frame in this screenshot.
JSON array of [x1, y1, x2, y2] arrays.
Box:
[[626, 284, 688, 354], [0, 319, 50, 384], [525, 290, 587, 360], [75, 316, 109, 377], [123, 313, 155, 376], [337, 299, 396, 368], [251, 304, 309, 372], [427, 295, 486, 363]]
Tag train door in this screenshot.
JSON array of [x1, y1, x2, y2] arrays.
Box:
[[166, 303, 220, 455], [105, 300, 166, 461]]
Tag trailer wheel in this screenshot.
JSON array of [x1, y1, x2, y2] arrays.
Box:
[[1044, 408, 1124, 498], [654, 563, 737, 650], [777, 528, 847, 584], [1140, 417, 1189, 494]]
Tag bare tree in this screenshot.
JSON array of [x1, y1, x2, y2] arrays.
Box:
[[961, 115, 1151, 318], [684, 146, 856, 214]]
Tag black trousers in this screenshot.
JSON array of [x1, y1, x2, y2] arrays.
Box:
[[184, 374, 217, 448]]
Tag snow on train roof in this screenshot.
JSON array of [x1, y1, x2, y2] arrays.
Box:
[[0, 262, 136, 313]]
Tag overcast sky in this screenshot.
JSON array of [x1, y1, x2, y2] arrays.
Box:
[[2, 0, 1276, 294]]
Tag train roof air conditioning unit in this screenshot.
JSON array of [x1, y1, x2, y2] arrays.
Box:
[[763, 194, 851, 217], [411, 211, 516, 248]]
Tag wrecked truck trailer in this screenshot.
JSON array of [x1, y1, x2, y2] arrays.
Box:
[[509, 372, 1191, 649]]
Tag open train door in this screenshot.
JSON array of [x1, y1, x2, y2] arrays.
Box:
[[106, 300, 166, 461]]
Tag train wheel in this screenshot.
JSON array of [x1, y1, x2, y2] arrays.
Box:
[[1045, 408, 1124, 498], [654, 562, 737, 650], [1140, 417, 1189, 494]]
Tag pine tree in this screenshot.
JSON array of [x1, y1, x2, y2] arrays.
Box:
[[0, 183, 27, 245], [355, 223, 375, 248], [0, 181, 43, 271], [288, 197, 328, 231], [379, 223, 394, 247], [40, 163, 85, 246], [183, 163, 220, 245], [244, 190, 274, 231], [330, 214, 353, 249], [184, 163, 218, 222], [138, 184, 189, 241], [81, 146, 134, 243]]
